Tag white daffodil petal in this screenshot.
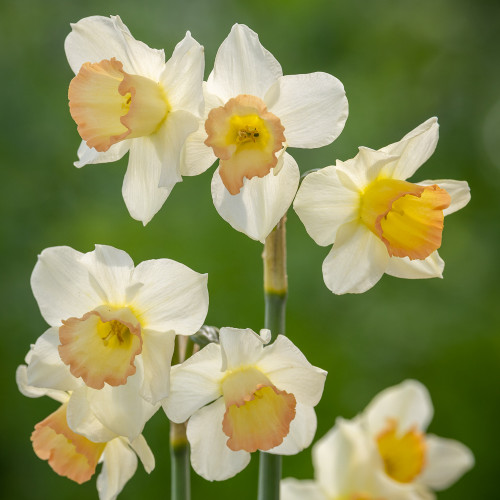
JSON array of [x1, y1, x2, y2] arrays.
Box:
[[31, 246, 102, 326], [267, 404, 317, 456], [386, 252, 444, 279], [206, 24, 282, 101], [418, 434, 474, 490], [373, 472, 431, 500], [265, 73, 348, 148], [322, 222, 390, 294], [293, 166, 359, 246], [139, 330, 176, 404], [162, 343, 223, 423], [363, 380, 434, 436], [130, 435, 155, 474], [26, 327, 81, 392], [161, 32, 204, 116], [180, 122, 217, 176], [257, 335, 326, 407], [65, 15, 165, 80], [313, 421, 350, 497], [87, 373, 159, 440], [74, 140, 130, 168], [97, 438, 138, 500], [132, 258, 208, 334], [187, 398, 250, 481], [122, 135, 173, 225], [220, 327, 267, 372], [181, 88, 223, 177], [156, 110, 200, 189], [280, 479, 327, 500], [407, 486, 436, 500], [66, 388, 118, 442], [335, 148, 396, 192], [15, 365, 68, 404], [379, 117, 439, 180], [80, 245, 135, 305], [211, 151, 300, 242], [121, 111, 199, 225], [313, 418, 373, 497], [417, 179, 471, 216]]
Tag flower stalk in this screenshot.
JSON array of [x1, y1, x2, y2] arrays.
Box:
[[263, 215, 288, 341], [170, 336, 191, 500], [170, 421, 190, 500], [258, 215, 288, 500]]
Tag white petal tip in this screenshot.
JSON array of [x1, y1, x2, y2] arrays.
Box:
[[259, 329, 272, 344]]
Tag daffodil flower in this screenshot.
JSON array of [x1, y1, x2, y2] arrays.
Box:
[[16, 365, 154, 500], [294, 118, 471, 294], [26, 244, 208, 440], [361, 380, 474, 496], [281, 418, 421, 500], [163, 327, 327, 480], [182, 24, 348, 242], [282, 380, 473, 500], [66, 16, 205, 224]]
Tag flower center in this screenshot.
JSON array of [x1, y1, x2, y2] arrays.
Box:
[[376, 419, 427, 483], [236, 125, 260, 143], [227, 114, 267, 147], [97, 319, 131, 346], [31, 404, 106, 484], [220, 367, 296, 452], [360, 178, 451, 260], [59, 305, 143, 390], [204, 94, 286, 195], [69, 58, 170, 152]]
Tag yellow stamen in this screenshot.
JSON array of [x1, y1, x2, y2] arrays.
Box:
[[226, 114, 269, 148], [360, 178, 451, 260], [97, 319, 132, 347], [237, 125, 260, 143], [376, 419, 427, 483]]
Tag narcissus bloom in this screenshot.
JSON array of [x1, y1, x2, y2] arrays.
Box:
[[163, 327, 327, 480], [26, 244, 208, 440], [283, 380, 473, 500], [66, 16, 205, 224], [360, 380, 474, 497], [182, 24, 348, 242], [17, 365, 154, 500], [294, 118, 471, 294], [281, 418, 420, 500]]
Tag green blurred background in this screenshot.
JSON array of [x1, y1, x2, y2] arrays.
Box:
[[1, 0, 499, 498]]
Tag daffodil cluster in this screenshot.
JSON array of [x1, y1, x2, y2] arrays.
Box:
[[18, 244, 209, 497], [17, 13, 473, 500]]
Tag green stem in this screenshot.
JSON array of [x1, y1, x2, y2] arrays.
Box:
[[170, 422, 190, 500], [264, 292, 287, 341], [170, 336, 191, 500], [258, 452, 282, 500], [258, 215, 288, 500]]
